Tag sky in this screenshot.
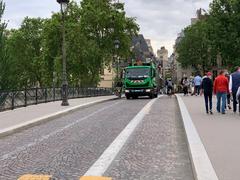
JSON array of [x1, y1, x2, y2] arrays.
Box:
[[3, 0, 212, 55]]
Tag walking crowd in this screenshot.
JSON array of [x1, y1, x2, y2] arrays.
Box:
[[181, 67, 240, 115]]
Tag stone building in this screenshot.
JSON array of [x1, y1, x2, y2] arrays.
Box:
[[98, 67, 114, 88], [157, 46, 169, 79], [131, 34, 154, 62]]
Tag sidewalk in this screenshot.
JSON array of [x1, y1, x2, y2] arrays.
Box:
[[181, 95, 240, 180], [0, 96, 116, 137]]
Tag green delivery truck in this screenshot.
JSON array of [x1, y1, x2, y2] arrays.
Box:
[[124, 62, 158, 99]]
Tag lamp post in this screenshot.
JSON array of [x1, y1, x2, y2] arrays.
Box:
[[57, 0, 69, 106], [114, 40, 120, 81]]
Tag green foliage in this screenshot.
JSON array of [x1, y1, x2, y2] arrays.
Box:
[[176, 20, 214, 73], [0, 0, 139, 90], [176, 0, 240, 73], [0, 1, 8, 89], [7, 18, 46, 88]]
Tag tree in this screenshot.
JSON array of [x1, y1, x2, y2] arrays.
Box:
[[0, 0, 139, 90], [7, 17, 46, 88], [209, 0, 240, 69], [176, 20, 213, 74], [0, 1, 9, 90], [79, 0, 139, 73], [177, 0, 240, 73]]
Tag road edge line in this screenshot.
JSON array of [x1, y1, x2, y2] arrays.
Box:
[[176, 94, 218, 180], [0, 97, 117, 138], [84, 96, 162, 176]]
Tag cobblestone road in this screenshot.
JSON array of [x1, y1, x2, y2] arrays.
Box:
[[0, 97, 193, 180], [105, 97, 194, 180]]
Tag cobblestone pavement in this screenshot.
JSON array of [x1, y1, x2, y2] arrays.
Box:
[[0, 99, 150, 179], [0, 97, 193, 180], [105, 97, 194, 180]]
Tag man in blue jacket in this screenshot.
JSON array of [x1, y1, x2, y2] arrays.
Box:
[[229, 67, 240, 113]]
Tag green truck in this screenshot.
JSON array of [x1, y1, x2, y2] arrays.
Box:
[[124, 62, 158, 99]]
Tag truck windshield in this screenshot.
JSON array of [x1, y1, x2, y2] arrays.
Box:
[[126, 68, 150, 78]]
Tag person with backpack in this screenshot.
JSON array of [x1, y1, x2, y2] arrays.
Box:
[[166, 79, 173, 95], [201, 72, 213, 114], [229, 66, 240, 113]]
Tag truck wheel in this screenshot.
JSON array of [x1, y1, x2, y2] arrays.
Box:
[[126, 95, 130, 99], [154, 93, 158, 98], [149, 93, 154, 99]]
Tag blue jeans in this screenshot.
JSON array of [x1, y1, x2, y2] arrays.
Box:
[[216, 92, 227, 113], [195, 85, 201, 95]]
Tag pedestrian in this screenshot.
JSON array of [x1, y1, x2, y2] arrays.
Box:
[[225, 72, 232, 110], [166, 79, 173, 95], [237, 86, 240, 109], [189, 76, 195, 96], [214, 70, 229, 114], [194, 73, 202, 96], [229, 66, 240, 113], [182, 77, 189, 96], [165, 80, 168, 94], [201, 72, 213, 114]]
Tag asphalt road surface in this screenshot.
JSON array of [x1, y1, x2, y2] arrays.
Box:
[[0, 97, 194, 180]]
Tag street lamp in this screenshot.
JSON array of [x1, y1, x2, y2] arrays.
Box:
[[114, 40, 120, 80], [57, 0, 69, 106]]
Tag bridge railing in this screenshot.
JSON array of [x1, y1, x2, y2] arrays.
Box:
[[0, 87, 113, 112]]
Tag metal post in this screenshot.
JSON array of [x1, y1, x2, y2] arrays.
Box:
[[11, 92, 15, 110], [45, 88, 48, 103], [24, 88, 27, 107], [117, 56, 119, 81], [53, 72, 56, 102], [53, 86, 56, 101], [60, 4, 69, 106], [35, 88, 38, 104]]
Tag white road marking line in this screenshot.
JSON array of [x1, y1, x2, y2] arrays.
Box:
[[0, 101, 122, 161], [176, 94, 218, 180], [84, 97, 161, 176]]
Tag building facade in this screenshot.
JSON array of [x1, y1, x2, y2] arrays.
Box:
[[157, 46, 169, 79]]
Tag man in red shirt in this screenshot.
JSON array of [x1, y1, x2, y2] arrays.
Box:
[[214, 70, 229, 114]]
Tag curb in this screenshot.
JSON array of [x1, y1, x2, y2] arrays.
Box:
[[0, 97, 118, 138], [175, 94, 219, 180]]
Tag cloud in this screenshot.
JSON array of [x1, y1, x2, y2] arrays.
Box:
[[3, 0, 58, 28], [122, 0, 212, 54], [3, 0, 212, 55]]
